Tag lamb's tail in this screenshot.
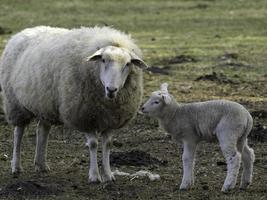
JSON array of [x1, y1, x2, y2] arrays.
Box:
[[237, 112, 253, 154], [245, 113, 253, 137]]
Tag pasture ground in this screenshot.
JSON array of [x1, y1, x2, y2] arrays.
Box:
[[0, 0, 266, 199]]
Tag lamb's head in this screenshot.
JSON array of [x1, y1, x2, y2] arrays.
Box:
[[87, 46, 148, 99], [141, 83, 173, 118]]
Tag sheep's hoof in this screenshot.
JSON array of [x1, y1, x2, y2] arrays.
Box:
[[221, 185, 234, 193], [179, 186, 190, 191], [102, 173, 116, 182], [179, 184, 191, 190], [239, 182, 250, 190], [221, 188, 230, 193], [11, 167, 22, 178], [89, 174, 102, 183], [35, 164, 50, 173], [179, 181, 193, 190]]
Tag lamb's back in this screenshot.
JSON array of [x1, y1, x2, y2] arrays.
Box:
[[181, 100, 250, 139]]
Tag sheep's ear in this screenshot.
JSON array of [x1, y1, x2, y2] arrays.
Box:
[[160, 83, 169, 93], [162, 94, 172, 105], [86, 49, 103, 62], [130, 52, 149, 70]]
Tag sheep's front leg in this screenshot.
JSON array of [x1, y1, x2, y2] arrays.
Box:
[[102, 132, 115, 182], [11, 126, 25, 176], [86, 132, 102, 183], [34, 120, 51, 172], [180, 140, 197, 190]]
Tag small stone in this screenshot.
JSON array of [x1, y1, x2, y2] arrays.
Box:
[[0, 154, 8, 161]]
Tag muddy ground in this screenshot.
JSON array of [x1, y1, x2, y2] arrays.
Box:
[[0, 0, 267, 199]]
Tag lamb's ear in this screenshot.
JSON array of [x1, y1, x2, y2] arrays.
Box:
[[162, 94, 172, 105], [130, 52, 149, 70], [86, 48, 104, 62], [160, 83, 169, 93]]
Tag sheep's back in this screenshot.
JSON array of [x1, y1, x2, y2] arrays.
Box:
[[181, 100, 251, 139]]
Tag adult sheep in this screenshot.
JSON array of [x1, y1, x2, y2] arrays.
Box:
[[0, 26, 148, 182]]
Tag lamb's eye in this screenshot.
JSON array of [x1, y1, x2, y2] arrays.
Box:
[[125, 62, 130, 67], [154, 101, 159, 104]]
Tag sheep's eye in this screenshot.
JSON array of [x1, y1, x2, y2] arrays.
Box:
[[154, 101, 159, 104], [122, 63, 130, 72], [102, 59, 105, 63]]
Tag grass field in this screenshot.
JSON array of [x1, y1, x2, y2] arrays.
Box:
[[0, 0, 266, 199]]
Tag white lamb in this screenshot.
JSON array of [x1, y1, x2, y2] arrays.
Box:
[[141, 83, 255, 192], [0, 26, 148, 182]]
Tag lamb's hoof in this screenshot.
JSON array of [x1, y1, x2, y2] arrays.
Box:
[[12, 167, 22, 178], [89, 174, 102, 183], [240, 182, 250, 190], [221, 185, 235, 193], [102, 173, 116, 182], [179, 183, 192, 190], [35, 164, 50, 173], [179, 179, 194, 191]]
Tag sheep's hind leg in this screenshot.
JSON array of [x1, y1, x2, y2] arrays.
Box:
[[11, 126, 25, 176], [86, 132, 102, 183], [217, 131, 241, 192], [102, 132, 115, 182], [239, 139, 255, 189], [34, 120, 51, 173]]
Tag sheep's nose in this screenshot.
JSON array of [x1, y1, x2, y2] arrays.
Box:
[[106, 86, 118, 93]]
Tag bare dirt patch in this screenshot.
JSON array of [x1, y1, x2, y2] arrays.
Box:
[[0, 180, 63, 198], [166, 55, 197, 64], [110, 150, 168, 167], [250, 123, 267, 142], [0, 26, 12, 35], [147, 66, 171, 75], [251, 110, 267, 119], [195, 71, 238, 84]]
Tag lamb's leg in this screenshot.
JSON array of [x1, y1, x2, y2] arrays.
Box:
[[240, 140, 255, 189], [34, 120, 51, 172], [180, 140, 197, 190], [102, 132, 115, 182], [218, 133, 241, 192], [11, 126, 25, 176], [86, 132, 102, 183]]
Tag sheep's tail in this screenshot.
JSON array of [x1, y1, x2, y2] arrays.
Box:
[[237, 112, 253, 154], [245, 113, 253, 137]]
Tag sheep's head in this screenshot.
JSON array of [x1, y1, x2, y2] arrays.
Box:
[[141, 83, 172, 118], [87, 46, 148, 99]]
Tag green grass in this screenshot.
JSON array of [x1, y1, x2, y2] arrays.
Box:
[[0, 0, 266, 199]]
